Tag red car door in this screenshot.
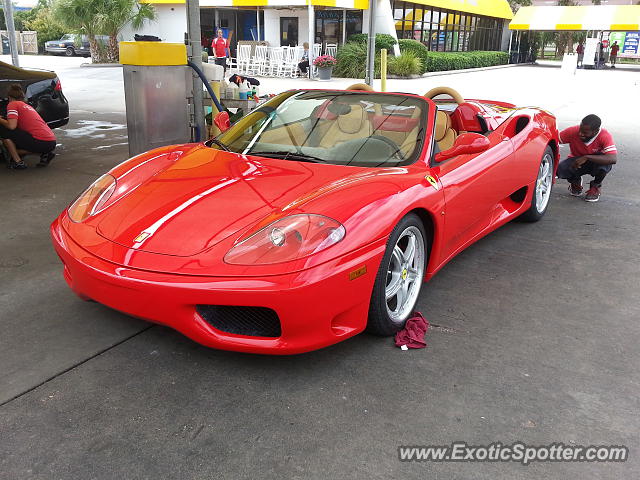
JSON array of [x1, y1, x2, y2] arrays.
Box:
[[428, 131, 515, 262]]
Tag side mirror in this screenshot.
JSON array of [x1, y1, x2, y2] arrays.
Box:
[[435, 133, 491, 162], [214, 111, 230, 132]]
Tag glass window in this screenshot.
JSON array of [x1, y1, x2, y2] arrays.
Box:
[[212, 91, 429, 168]]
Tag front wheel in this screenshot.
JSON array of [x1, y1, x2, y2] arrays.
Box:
[[367, 214, 427, 336], [65, 47, 75, 57], [520, 146, 554, 222]]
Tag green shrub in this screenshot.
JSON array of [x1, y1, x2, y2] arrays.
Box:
[[397, 39, 430, 74], [424, 51, 509, 72], [387, 51, 421, 77], [334, 41, 380, 78], [346, 33, 397, 51]]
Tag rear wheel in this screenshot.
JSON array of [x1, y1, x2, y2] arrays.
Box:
[[65, 47, 75, 57], [520, 146, 554, 222], [367, 214, 427, 336]]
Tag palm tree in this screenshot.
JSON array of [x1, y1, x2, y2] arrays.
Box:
[[95, 0, 155, 63], [52, 0, 155, 63], [53, 0, 106, 62]]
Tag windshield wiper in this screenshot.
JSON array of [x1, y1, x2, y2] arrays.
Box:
[[208, 138, 231, 151], [248, 151, 325, 163]]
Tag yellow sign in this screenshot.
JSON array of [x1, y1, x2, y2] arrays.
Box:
[[349, 265, 367, 281]]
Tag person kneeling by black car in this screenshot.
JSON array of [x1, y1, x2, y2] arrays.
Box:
[[0, 84, 56, 169]]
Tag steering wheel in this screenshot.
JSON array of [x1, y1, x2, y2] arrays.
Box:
[[424, 86, 464, 105], [369, 135, 403, 161]]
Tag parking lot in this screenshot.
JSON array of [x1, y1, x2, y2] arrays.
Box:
[[1, 55, 639, 479]]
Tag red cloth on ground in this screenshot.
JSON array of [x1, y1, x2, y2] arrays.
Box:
[[395, 312, 429, 349]]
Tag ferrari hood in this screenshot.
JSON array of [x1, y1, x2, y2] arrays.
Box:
[[95, 146, 372, 257]]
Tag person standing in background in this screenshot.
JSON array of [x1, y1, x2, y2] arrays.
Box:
[[576, 42, 584, 68], [610, 41, 620, 68], [211, 29, 229, 73]]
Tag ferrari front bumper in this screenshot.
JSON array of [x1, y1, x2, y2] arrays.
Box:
[[51, 218, 386, 354]]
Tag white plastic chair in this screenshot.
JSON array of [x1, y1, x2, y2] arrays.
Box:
[[266, 47, 284, 76], [248, 45, 268, 76], [281, 46, 304, 78], [236, 44, 252, 74], [325, 43, 337, 58], [311, 44, 322, 78]]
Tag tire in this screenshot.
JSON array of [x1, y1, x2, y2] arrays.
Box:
[[65, 47, 75, 57], [367, 213, 427, 336], [520, 146, 554, 222]]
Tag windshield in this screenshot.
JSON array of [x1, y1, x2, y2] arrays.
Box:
[[207, 90, 428, 168]]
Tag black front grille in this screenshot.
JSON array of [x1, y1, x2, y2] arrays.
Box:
[[196, 305, 281, 338]]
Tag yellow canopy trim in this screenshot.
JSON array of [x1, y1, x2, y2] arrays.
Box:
[[407, 0, 513, 21], [509, 5, 640, 31]]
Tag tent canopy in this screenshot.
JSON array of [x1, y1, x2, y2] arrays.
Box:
[[509, 5, 640, 31]]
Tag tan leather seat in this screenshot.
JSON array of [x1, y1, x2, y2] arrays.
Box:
[[319, 104, 370, 147], [435, 110, 457, 151]]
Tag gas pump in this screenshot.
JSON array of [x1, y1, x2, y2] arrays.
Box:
[[119, 41, 225, 157]]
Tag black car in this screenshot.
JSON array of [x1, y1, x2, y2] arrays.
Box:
[[45, 34, 109, 57], [0, 61, 69, 129]]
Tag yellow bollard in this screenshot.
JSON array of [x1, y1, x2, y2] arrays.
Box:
[[380, 48, 387, 92], [209, 80, 222, 138]]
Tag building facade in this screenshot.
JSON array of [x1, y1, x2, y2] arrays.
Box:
[[131, 0, 513, 56]]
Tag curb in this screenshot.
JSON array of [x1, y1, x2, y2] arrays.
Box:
[[80, 63, 122, 68], [420, 63, 527, 78], [334, 63, 530, 81]]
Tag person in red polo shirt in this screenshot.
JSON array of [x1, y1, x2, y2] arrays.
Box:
[[556, 114, 617, 202], [211, 29, 230, 73], [0, 84, 56, 169], [610, 41, 620, 67]]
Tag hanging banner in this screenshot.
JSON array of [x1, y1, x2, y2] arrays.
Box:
[[621, 32, 639, 58]]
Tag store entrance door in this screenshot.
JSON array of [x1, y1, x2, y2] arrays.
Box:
[[280, 17, 298, 46]]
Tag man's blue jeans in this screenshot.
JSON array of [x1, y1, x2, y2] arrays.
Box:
[[556, 157, 612, 188]]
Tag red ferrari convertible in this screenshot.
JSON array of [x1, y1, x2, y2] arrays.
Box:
[[51, 85, 559, 354]]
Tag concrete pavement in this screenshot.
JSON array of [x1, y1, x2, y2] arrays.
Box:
[[0, 56, 639, 479]]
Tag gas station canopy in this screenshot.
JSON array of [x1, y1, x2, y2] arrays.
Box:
[[509, 5, 640, 31]]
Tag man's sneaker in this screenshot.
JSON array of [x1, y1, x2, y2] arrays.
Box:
[[585, 185, 601, 202], [569, 179, 583, 196], [37, 151, 55, 168], [8, 160, 27, 169]]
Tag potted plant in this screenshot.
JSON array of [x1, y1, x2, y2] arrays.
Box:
[[313, 55, 337, 81]]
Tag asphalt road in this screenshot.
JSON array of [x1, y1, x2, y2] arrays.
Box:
[[1, 56, 639, 479]]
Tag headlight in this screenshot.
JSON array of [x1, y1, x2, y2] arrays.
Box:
[[224, 214, 346, 265], [68, 174, 116, 223]]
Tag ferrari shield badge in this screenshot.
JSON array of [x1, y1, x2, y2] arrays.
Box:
[[425, 175, 440, 190]]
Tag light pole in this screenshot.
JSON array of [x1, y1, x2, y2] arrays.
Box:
[[364, 0, 377, 86], [186, 0, 205, 141], [2, 0, 20, 67]]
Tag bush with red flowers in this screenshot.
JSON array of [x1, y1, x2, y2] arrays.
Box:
[[312, 55, 337, 68]]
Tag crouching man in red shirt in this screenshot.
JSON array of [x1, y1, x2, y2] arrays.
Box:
[[0, 84, 56, 169], [556, 114, 617, 202]]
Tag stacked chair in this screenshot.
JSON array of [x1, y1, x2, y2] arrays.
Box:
[[228, 42, 332, 79]]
